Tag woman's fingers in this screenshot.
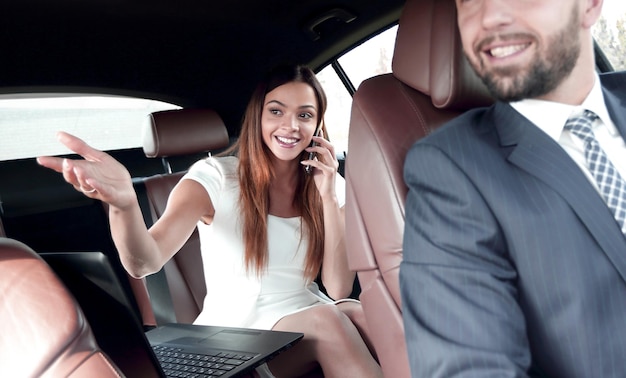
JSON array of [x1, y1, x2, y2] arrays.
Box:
[[307, 140, 338, 171], [38, 132, 109, 195], [37, 131, 136, 208], [57, 131, 108, 162], [37, 132, 107, 171], [36, 156, 88, 193], [302, 127, 339, 176], [36, 156, 65, 173], [61, 158, 84, 190], [312, 133, 336, 158]]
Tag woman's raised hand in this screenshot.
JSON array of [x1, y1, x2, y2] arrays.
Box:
[[303, 128, 339, 202], [37, 131, 136, 210]]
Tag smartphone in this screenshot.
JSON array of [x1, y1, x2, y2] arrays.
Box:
[[305, 127, 322, 174]]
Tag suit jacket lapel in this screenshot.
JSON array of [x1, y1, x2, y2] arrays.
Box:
[[603, 86, 626, 138], [491, 102, 626, 280]]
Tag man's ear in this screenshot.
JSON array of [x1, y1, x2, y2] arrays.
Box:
[[582, 0, 604, 29]]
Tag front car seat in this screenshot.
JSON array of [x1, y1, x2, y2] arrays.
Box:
[[0, 237, 123, 378], [344, 0, 492, 376]]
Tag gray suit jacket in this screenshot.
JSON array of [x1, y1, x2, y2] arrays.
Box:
[[400, 71, 626, 377]]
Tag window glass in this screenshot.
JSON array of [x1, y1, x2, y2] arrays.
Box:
[[337, 26, 397, 90], [317, 25, 398, 154], [316, 68, 353, 155], [0, 94, 180, 161], [593, 0, 626, 70]]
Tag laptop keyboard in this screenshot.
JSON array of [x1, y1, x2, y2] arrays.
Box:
[[152, 345, 256, 378]]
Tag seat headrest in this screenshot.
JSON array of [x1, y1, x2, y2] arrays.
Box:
[[143, 109, 230, 158], [392, 0, 493, 110]]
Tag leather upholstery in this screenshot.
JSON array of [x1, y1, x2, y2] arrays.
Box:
[[344, 0, 492, 376], [143, 172, 206, 323], [132, 108, 229, 325], [143, 109, 229, 158], [0, 237, 122, 378]]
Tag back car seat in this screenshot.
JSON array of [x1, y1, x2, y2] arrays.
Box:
[[130, 109, 230, 326]]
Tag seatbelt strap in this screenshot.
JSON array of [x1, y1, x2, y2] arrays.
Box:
[[134, 179, 177, 325]]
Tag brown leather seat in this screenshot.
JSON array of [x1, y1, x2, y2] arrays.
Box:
[[344, 0, 492, 376], [0, 237, 123, 378], [131, 109, 230, 326]]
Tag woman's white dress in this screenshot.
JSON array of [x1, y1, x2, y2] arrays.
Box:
[[181, 156, 354, 331]]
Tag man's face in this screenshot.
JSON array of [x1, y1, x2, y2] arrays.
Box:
[[456, 0, 581, 102]]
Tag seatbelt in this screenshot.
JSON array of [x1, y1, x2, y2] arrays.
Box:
[[134, 179, 177, 325]]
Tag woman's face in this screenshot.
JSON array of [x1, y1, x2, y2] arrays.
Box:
[[261, 81, 319, 163]]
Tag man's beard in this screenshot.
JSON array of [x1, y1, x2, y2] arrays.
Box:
[[468, 7, 581, 102]]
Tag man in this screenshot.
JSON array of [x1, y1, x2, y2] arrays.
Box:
[[400, 0, 626, 376]]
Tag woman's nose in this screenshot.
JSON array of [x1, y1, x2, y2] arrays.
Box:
[[288, 116, 300, 130]]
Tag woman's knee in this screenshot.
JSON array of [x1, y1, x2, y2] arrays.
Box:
[[338, 302, 366, 327], [308, 304, 355, 340]]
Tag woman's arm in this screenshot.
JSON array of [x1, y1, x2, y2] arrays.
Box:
[[38, 132, 214, 278], [112, 179, 213, 278], [320, 201, 353, 299], [306, 131, 354, 299]]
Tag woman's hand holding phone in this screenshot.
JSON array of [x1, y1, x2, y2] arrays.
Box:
[[305, 128, 323, 174]]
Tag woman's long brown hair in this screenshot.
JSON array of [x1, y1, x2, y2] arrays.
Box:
[[224, 64, 328, 281]]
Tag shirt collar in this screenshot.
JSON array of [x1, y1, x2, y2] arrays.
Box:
[[509, 74, 615, 142], [581, 76, 615, 134]]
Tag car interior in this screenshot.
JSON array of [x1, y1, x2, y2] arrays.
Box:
[[0, 0, 623, 376]]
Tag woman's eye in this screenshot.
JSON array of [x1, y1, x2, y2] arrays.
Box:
[[269, 108, 282, 116], [299, 112, 313, 119]]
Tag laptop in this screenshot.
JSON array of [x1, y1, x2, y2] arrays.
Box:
[[41, 251, 303, 378]]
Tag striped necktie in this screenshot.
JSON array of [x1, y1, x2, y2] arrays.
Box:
[[564, 110, 626, 235]]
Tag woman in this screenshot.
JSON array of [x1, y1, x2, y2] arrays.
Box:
[[38, 65, 381, 377]]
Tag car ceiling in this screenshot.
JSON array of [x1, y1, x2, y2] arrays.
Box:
[[1, 0, 404, 137]]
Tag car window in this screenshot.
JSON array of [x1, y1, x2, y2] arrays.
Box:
[[0, 94, 180, 161], [593, 0, 626, 70], [317, 25, 398, 154]]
